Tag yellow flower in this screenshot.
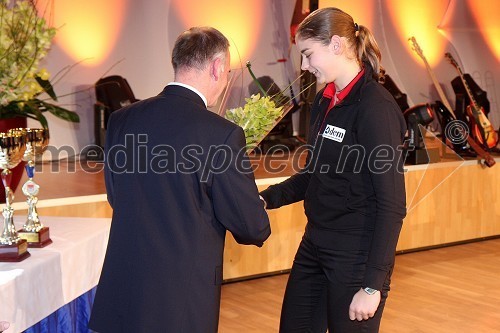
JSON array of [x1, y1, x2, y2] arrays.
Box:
[[38, 69, 51, 81], [0, 0, 79, 128], [0, 0, 56, 105]]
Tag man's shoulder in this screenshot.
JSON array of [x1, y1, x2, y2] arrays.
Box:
[[109, 91, 241, 135], [203, 109, 240, 130]]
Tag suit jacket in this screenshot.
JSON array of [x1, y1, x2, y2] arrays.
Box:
[[89, 85, 271, 332]]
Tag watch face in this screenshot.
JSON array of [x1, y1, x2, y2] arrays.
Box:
[[364, 287, 378, 295]]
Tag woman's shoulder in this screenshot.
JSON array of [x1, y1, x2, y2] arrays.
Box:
[[357, 82, 405, 125], [359, 81, 401, 111]]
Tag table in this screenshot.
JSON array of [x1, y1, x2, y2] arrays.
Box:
[[0, 216, 111, 333]]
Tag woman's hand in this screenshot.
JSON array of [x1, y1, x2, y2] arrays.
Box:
[[348, 288, 381, 321]]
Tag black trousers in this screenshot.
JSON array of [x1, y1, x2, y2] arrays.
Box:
[[279, 236, 391, 333]]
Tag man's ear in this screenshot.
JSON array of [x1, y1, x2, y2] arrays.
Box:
[[329, 35, 342, 55], [211, 57, 222, 81]]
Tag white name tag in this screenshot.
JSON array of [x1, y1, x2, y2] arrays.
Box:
[[322, 124, 346, 142]]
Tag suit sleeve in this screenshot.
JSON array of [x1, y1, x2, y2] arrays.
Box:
[[210, 126, 271, 246], [357, 100, 407, 291], [104, 112, 116, 208]]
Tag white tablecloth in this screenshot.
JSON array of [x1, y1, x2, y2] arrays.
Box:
[[0, 216, 111, 333]]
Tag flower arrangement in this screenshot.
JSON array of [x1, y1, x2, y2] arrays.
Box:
[[223, 62, 300, 152], [225, 93, 292, 152], [0, 0, 79, 129]]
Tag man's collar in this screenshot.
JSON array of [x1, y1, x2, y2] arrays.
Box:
[[167, 82, 207, 107]]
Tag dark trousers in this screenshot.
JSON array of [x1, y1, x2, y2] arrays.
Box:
[[279, 236, 390, 333]]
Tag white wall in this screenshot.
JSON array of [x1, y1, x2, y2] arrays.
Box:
[[40, 0, 300, 159], [40, 0, 499, 160]]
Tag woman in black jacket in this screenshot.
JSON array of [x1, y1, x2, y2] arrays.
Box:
[[260, 7, 407, 333]]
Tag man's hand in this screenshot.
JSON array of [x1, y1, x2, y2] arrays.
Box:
[[348, 288, 381, 321]]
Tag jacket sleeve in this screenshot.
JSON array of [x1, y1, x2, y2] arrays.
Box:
[[356, 99, 407, 291], [259, 91, 327, 209], [259, 172, 311, 209], [210, 126, 271, 246]]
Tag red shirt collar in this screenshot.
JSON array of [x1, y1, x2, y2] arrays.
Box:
[[323, 67, 365, 108]]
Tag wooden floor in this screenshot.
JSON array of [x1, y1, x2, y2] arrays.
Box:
[[219, 238, 500, 332]]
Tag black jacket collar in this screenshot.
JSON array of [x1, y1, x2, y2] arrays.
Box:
[[159, 84, 206, 108]]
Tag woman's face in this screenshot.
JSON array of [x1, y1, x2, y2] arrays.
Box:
[[296, 37, 337, 84]]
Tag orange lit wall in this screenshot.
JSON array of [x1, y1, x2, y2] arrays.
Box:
[[171, 0, 265, 68], [468, 0, 500, 61], [386, 0, 449, 67], [318, 0, 374, 30], [37, 0, 127, 66]]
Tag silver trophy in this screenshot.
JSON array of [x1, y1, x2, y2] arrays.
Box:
[[15, 128, 52, 247], [0, 130, 30, 262]]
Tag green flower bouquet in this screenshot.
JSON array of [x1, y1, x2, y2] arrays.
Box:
[[223, 62, 300, 153], [0, 0, 79, 129], [225, 93, 292, 152]]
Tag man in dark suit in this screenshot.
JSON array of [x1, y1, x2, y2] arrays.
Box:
[[89, 27, 271, 333]]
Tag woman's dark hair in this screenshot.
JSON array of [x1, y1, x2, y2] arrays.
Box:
[[297, 7, 382, 79], [172, 27, 229, 73]]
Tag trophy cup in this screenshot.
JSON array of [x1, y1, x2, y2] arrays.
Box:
[[0, 131, 30, 262], [15, 128, 52, 247]]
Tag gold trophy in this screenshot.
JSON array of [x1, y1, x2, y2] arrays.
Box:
[[15, 128, 52, 247], [0, 131, 30, 262]]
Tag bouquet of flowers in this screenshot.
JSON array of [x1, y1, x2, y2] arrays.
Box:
[[222, 62, 302, 153], [0, 0, 79, 128], [225, 93, 293, 151]]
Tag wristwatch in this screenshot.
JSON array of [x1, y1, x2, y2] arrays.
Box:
[[363, 287, 378, 295]]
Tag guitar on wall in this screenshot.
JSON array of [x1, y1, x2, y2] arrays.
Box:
[[445, 52, 498, 149], [409, 36, 495, 167]]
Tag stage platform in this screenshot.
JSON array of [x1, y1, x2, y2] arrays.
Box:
[[3, 138, 500, 281]]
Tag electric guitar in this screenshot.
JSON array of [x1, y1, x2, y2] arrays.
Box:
[[445, 52, 498, 149], [409, 36, 495, 167]]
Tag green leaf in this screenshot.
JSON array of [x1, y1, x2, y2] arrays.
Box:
[[24, 100, 49, 128], [34, 99, 80, 123], [246, 62, 267, 97], [35, 76, 58, 101]]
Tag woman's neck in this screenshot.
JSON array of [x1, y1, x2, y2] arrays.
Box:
[[335, 60, 362, 92]]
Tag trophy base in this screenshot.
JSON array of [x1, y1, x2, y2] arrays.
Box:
[[18, 227, 53, 248], [0, 239, 31, 262]]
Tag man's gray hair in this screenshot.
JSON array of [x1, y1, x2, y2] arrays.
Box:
[[172, 27, 230, 73]]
